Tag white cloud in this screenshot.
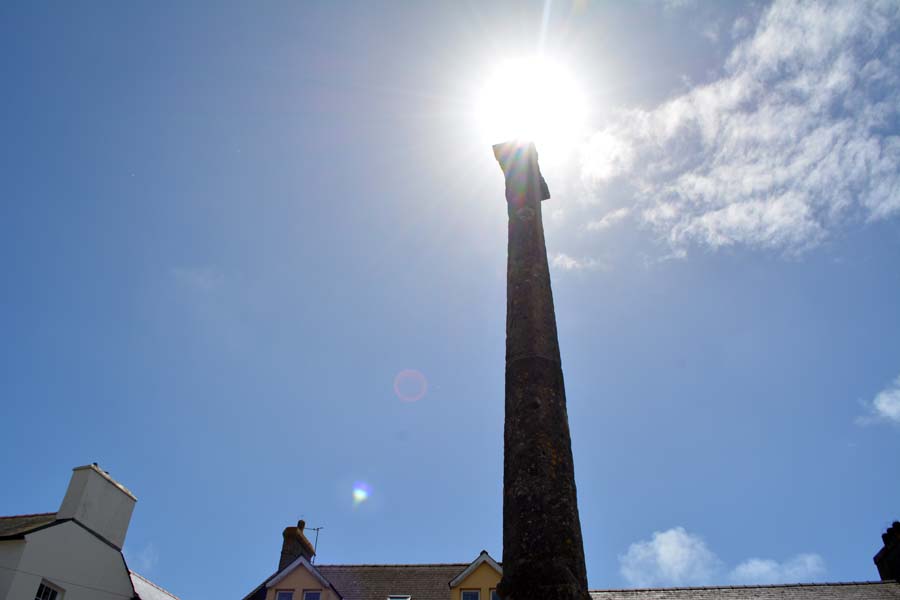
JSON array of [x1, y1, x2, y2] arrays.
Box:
[[551, 253, 605, 271], [586, 207, 631, 232], [857, 374, 900, 426], [729, 554, 826, 584], [581, 0, 900, 254], [620, 527, 721, 587], [620, 527, 826, 587]]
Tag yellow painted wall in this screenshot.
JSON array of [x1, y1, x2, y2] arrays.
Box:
[[265, 564, 338, 600], [450, 562, 501, 600]]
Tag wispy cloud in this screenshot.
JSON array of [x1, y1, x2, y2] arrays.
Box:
[[857, 374, 900, 426], [169, 265, 248, 350], [551, 253, 605, 271], [585, 207, 631, 232], [731, 16, 752, 41], [171, 266, 223, 294], [730, 554, 826, 585], [125, 542, 159, 574], [660, 0, 697, 13], [620, 527, 826, 587], [701, 21, 721, 44], [581, 0, 900, 255]]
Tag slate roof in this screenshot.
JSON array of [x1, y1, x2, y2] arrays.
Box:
[[317, 564, 470, 600], [589, 581, 900, 600], [0, 512, 57, 537], [131, 571, 181, 600]]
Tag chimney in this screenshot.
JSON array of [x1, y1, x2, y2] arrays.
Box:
[[874, 521, 900, 580], [279, 519, 316, 570], [57, 464, 137, 550]]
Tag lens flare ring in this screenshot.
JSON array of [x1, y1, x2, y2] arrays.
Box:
[[393, 369, 428, 403]]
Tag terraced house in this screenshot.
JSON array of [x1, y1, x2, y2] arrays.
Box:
[[242, 520, 900, 600]]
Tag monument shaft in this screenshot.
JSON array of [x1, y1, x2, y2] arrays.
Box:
[[494, 142, 590, 600]]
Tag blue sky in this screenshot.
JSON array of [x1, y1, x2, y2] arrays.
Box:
[[1, 1, 899, 598]]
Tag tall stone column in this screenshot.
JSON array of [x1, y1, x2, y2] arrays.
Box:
[[493, 142, 590, 600]]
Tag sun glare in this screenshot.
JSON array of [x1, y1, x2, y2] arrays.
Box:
[[475, 56, 587, 162]]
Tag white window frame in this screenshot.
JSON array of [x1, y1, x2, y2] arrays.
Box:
[[461, 590, 481, 600], [275, 592, 294, 600], [35, 582, 63, 600], [388, 596, 411, 600], [490, 590, 500, 600]]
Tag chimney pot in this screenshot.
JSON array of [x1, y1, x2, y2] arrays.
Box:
[[298, 519, 305, 531], [874, 521, 900, 581]]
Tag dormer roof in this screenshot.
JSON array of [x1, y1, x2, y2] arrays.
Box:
[[448, 551, 503, 588], [265, 554, 343, 599]]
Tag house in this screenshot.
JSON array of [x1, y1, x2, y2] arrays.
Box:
[[241, 521, 504, 600], [242, 520, 900, 600], [0, 464, 180, 600]]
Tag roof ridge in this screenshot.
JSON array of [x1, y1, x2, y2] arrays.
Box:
[[130, 570, 181, 600], [317, 563, 471, 568], [0, 512, 56, 519], [589, 581, 898, 592]]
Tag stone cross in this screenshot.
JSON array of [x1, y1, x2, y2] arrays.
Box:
[[493, 141, 590, 600]]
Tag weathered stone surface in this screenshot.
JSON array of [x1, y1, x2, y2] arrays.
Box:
[[494, 142, 590, 600]]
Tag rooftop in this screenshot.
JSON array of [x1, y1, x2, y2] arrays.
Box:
[[0, 512, 57, 538], [589, 581, 900, 599], [244, 561, 900, 600], [130, 570, 181, 600]]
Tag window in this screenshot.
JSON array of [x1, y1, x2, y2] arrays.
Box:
[[388, 596, 411, 600], [491, 590, 500, 600], [276, 592, 294, 600], [461, 591, 480, 600], [303, 591, 322, 600], [35, 583, 62, 600]]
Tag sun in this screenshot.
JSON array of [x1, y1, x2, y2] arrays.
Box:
[[475, 56, 587, 162]]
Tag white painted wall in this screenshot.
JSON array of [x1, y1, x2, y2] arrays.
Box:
[[0, 540, 25, 599], [2, 521, 134, 600]]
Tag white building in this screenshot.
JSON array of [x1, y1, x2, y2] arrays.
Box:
[[0, 464, 179, 600]]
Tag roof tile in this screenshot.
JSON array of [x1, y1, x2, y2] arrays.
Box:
[[318, 564, 469, 600], [589, 581, 900, 600], [0, 512, 57, 537]]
